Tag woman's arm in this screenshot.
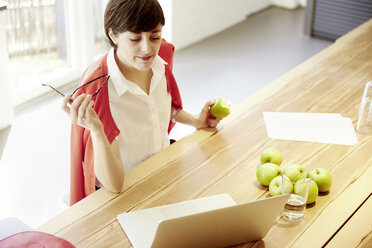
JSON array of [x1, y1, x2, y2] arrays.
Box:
[[62, 94, 124, 193], [173, 100, 221, 129], [90, 127, 124, 193]]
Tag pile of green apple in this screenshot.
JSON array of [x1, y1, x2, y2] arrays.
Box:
[[256, 148, 332, 204]]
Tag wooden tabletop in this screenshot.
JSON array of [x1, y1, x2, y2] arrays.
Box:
[[37, 19, 372, 248]]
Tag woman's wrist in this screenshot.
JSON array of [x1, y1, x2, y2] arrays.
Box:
[[187, 115, 199, 129], [174, 109, 200, 128], [90, 123, 105, 138]]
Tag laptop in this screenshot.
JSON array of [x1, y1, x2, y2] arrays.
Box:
[[117, 193, 289, 248]]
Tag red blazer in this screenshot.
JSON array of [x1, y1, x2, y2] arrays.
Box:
[[70, 39, 182, 206]]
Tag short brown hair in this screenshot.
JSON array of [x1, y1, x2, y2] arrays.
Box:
[[104, 0, 165, 48]]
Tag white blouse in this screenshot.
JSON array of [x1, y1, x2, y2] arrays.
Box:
[[106, 48, 172, 172]]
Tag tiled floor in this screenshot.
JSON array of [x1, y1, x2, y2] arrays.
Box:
[[0, 6, 331, 230]]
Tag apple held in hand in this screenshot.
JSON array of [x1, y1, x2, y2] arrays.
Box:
[[284, 164, 307, 182], [260, 148, 283, 166], [256, 163, 282, 186], [294, 179, 319, 204], [269, 175, 293, 196], [209, 97, 231, 119], [310, 168, 332, 192]]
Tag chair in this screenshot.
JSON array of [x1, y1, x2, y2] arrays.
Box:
[[63, 193, 70, 206]]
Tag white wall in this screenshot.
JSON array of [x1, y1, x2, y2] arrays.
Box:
[[158, 0, 173, 45], [0, 4, 13, 129], [271, 0, 306, 9], [159, 0, 306, 51], [170, 0, 271, 50]]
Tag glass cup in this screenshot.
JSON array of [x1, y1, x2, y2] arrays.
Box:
[[281, 170, 311, 221], [356, 81, 372, 135]]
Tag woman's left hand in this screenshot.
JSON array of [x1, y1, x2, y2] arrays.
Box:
[[195, 100, 222, 129]]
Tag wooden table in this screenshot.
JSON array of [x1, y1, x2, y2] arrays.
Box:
[[37, 19, 372, 248]]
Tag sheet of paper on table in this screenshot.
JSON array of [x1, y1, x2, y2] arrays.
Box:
[[263, 112, 358, 146]]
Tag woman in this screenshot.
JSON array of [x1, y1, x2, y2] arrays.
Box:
[[62, 0, 222, 205]]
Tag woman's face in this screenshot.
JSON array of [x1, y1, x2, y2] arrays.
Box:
[[109, 24, 162, 72]]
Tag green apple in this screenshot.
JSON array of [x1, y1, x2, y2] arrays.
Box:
[[284, 164, 307, 182], [269, 175, 293, 196], [310, 168, 332, 192], [256, 163, 282, 186], [209, 97, 231, 119], [294, 179, 319, 204], [260, 147, 283, 165]]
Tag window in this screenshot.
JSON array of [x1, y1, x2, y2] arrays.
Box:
[[6, 0, 68, 107], [93, 0, 110, 55], [5, 0, 110, 108]]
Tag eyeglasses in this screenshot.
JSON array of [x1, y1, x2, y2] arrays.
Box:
[[42, 74, 110, 102]]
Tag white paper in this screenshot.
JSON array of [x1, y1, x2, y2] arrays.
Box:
[[263, 112, 358, 146]]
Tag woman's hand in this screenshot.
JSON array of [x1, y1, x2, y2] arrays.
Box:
[[195, 100, 222, 129], [61, 94, 103, 133], [172, 100, 222, 130]]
